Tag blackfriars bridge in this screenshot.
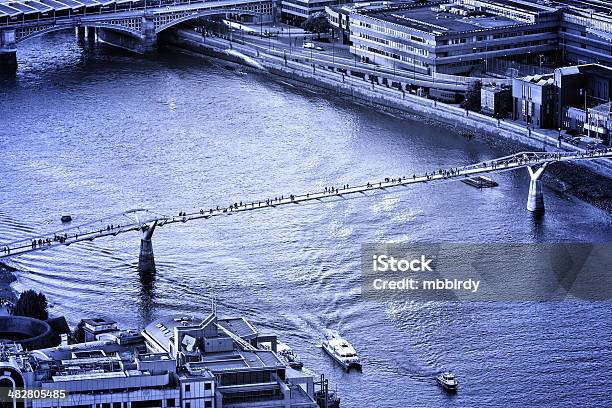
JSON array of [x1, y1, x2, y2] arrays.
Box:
[[1, 149, 610, 272], [0, 0, 274, 67]]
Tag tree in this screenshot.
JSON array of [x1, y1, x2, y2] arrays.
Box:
[[301, 12, 332, 40], [13, 290, 48, 320], [461, 80, 482, 112], [72, 320, 86, 344]]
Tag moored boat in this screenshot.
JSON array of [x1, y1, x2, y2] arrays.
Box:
[[277, 341, 304, 370], [61, 215, 72, 223], [461, 175, 498, 188], [315, 389, 340, 408]]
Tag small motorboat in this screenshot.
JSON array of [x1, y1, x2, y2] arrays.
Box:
[[461, 176, 498, 188], [321, 330, 361, 372], [315, 389, 340, 408], [277, 341, 304, 370], [61, 215, 72, 223], [436, 371, 458, 392]]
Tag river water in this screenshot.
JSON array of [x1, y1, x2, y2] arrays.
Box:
[[1, 33, 611, 407]]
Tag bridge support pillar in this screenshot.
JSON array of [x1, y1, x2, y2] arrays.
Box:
[[0, 29, 17, 71], [141, 14, 157, 53], [526, 163, 548, 213], [138, 220, 157, 273], [97, 14, 156, 54], [86, 26, 96, 42], [77, 26, 86, 40]]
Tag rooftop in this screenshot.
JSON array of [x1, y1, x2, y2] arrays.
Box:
[[82, 317, 117, 327], [357, 4, 526, 35], [468, 0, 559, 14], [195, 349, 284, 372], [552, 0, 612, 15], [520, 73, 554, 85], [555, 63, 612, 79], [590, 101, 612, 117], [217, 317, 258, 339], [144, 313, 218, 346]]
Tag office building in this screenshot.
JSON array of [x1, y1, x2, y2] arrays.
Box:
[[325, 0, 611, 75], [511, 63, 611, 144]]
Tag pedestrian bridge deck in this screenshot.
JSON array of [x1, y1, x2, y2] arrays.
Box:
[[1, 149, 610, 259]]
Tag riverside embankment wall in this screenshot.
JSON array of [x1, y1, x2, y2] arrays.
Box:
[[160, 28, 612, 181]]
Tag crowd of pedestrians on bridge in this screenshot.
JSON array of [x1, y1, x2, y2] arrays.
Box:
[[2, 148, 610, 256]]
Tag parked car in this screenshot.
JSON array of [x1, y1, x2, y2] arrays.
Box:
[[568, 137, 582, 145]]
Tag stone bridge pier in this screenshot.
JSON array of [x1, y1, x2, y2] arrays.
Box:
[[0, 29, 17, 70], [97, 14, 157, 54]]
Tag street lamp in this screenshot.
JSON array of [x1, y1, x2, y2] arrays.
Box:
[[332, 40, 335, 64]]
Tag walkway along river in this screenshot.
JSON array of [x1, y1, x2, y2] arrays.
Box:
[[0, 31, 611, 408]]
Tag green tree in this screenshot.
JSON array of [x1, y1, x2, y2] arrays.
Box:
[[461, 80, 482, 112], [13, 290, 48, 320], [301, 12, 332, 40]]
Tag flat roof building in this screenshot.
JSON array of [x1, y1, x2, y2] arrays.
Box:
[[0, 306, 322, 408], [327, 0, 611, 76], [331, 0, 560, 75]]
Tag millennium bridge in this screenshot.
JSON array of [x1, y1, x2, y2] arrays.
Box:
[[0, 0, 274, 66], [1, 149, 610, 271]]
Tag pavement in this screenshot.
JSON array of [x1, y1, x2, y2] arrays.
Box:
[[226, 23, 439, 83], [190, 24, 611, 156]]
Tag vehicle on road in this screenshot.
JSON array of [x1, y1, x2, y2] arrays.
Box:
[[303, 42, 315, 49]]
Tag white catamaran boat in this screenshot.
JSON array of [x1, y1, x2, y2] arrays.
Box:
[[321, 330, 361, 371]]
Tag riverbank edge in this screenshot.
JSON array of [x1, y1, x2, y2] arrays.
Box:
[[0, 263, 18, 303], [160, 30, 612, 213]]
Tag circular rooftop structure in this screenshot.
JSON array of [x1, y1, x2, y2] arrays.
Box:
[[0, 316, 56, 350]]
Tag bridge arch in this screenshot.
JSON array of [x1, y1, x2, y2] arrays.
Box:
[[16, 23, 143, 45], [155, 8, 262, 34]]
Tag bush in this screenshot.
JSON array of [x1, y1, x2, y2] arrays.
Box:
[[13, 290, 48, 320]]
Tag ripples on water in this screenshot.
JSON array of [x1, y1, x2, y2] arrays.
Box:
[[1, 32, 611, 407]]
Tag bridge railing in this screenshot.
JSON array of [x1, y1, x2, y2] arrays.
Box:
[[1, 0, 262, 28]]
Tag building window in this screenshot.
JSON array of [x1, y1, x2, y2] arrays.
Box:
[[131, 401, 163, 408], [166, 399, 176, 407], [205, 383, 212, 390], [185, 384, 191, 393]]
